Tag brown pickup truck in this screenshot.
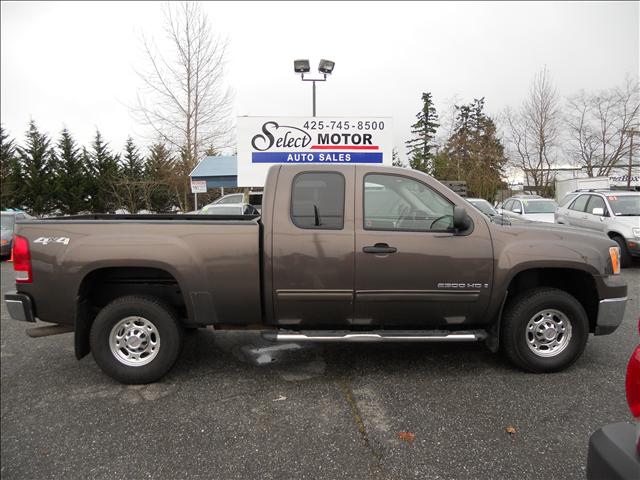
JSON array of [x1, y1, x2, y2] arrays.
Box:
[[5, 164, 628, 383]]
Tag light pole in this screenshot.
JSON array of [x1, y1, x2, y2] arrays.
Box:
[[294, 59, 335, 117], [622, 129, 639, 190]]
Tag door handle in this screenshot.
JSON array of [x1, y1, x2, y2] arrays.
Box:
[[363, 243, 397, 254]]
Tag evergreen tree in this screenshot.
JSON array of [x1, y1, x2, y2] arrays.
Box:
[[1, 125, 22, 209], [87, 130, 120, 213], [56, 128, 88, 214], [391, 148, 404, 167], [144, 142, 177, 212], [17, 121, 58, 216], [117, 137, 145, 213], [441, 98, 506, 200], [405, 92, 440, 174], [121, 137, 144, 180]]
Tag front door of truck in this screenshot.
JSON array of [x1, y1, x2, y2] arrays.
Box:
[[271, 166, 355, 327], [354, 168, 493, 328]]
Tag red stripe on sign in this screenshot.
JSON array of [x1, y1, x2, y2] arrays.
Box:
[[310, 145, 379, 150]]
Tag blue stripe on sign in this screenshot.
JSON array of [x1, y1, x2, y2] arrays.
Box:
[[252, 152, 383, 163]]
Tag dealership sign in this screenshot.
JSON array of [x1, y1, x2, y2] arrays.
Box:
[[237, 117, 392, 186], [190, 180, 207, 194]]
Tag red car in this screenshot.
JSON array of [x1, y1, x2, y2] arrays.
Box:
[[587, 318, 640, 479]]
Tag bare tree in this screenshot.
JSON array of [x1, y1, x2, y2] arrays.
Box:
[[503, 67, 560, 195], [565, 77, 639, 177], [133, 2, 233, 210]]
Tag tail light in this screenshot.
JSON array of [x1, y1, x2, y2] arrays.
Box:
[[626, 319, 640, 454], [627, 344, 640, 418], [12, 235, 32, 283]]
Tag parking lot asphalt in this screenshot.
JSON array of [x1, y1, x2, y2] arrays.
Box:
[[1, 260, 639, 480]]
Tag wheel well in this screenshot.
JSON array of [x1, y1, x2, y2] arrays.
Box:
[[75, 267, 187, 359], [505, 268, 599, 333]]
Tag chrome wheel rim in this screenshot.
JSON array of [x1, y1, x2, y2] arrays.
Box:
[[109, 316, 160, 366], [525, 309, 572, 357]]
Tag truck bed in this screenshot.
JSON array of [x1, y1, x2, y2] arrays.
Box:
[[34, 214, 260, 222], [14, 216, 263, 328]]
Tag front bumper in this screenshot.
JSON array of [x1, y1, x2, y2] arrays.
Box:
[[4, 292, 35, 323], [587, 422, 640, 480], [595, 296, 627, 335]]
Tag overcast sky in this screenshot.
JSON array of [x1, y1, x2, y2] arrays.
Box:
[[1, 1, 638, 166]]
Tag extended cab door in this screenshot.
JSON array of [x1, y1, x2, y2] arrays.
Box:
[[270, 166, 355, 327], [354, 167, 493, 328]]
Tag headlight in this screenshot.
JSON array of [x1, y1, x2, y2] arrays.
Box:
[[633, 228, 640, 238], [609, 247, 621, 275]]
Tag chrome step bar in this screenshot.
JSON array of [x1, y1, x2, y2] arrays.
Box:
[[263, 330, 486, 343]]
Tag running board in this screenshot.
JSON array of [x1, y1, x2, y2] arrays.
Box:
[[26, 324, 74, 338], [262, 330, 487, 343]]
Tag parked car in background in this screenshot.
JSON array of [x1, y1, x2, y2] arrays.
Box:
[[555, 190, 640, 267], [1, 211, 32, 259], [202, 191, 264, 214], [586, 318, 640, 479], [466, 198, 517, 225], [200, 203, 259, 216], [497, 195, 558, 223]]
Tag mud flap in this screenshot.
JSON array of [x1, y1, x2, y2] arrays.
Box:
[[74, 297, 91, 359]]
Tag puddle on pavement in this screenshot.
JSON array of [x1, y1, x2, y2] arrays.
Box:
[[211, 331, 326, 381]]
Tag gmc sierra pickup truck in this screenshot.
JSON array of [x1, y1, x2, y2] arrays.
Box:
[[5, 164, 628, 384]]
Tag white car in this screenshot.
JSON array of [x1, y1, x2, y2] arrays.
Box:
[[497, 195, 558, 223], [555, 190, 640, 266], [200, 203, 259, 216]]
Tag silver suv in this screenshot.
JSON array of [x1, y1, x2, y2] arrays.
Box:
[[555, 190, 640, 266]]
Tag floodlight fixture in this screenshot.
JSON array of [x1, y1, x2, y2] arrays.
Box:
[[294, 59, 310, 74], [318, 59, 335, 75]]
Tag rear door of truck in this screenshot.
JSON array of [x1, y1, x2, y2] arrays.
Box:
[[269, 165, 355, 327]]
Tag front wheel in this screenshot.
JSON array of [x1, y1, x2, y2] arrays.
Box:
[[90, 296, 183, 384], [501, 288, 589, 373]]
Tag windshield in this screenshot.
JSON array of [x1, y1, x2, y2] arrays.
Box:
[[523, 200, 557, 214], [468, 199, 496, 216], [1, 214, 15, 230], [607, 195, 640, 216]]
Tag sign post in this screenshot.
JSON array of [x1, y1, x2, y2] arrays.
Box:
[[237, 117, 393, 187], [190, 180, 207, 211]]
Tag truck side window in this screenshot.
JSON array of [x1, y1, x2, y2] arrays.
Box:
[[364, 174, 454, 231], [290, 172, 345, 229]]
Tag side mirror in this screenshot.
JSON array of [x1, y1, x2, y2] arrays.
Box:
[[453, 206, 470, 231], [512, 207, 522, 214], [592, 207, 604, 216]]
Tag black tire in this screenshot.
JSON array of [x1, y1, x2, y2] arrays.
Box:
[[501, 287, 589, 373], [90, 296, 183, 384], [612, 235, 631, 268]]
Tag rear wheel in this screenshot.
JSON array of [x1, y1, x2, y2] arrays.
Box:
[[501, 288, 589, 373], [90, 296, 183, 384], [612, 235, 631, 268]]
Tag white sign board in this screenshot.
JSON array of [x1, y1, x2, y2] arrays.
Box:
[[190, 180, 207, 194], [237, 117, 393, 187]]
